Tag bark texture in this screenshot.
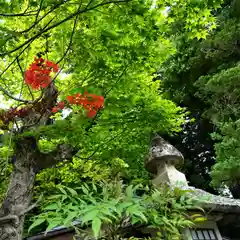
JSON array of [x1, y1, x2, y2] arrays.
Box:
[[0, 83, 76, 239], [0, 137, 37, 240], [0, 137, 76, 240]]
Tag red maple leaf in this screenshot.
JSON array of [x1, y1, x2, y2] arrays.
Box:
[[58, 101, 65, 109], [45, 60, 59, 72], [87, 109, 97, 118], [66, 95, 75, 104], [52, 107, 60, 113], [25, 58, 58, 89]]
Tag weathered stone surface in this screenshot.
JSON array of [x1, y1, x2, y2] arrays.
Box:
[[145, 135, 240, 213], [181, 185, 240, 214], [145, 135, 184, 174], [152, 163, 188, 186]]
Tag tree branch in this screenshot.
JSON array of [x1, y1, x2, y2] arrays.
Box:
[[0, 5, 36, 17], [0, 12, 37, 17], [16, 57, 34, 100], [0, 195, 43, 224], [0, 42, 32, 80], [0, 0, 131, 57], [20, 195, 43, 215], [0, 0, 129, 103], [56, 8, 79, 64], [104, 64, 129, 98], [77, 128, 127, 160], [0, 42, 35, 103], [0, 215, 19, 225], [0, 16, 57, 103], [0, 85, 30, 104], [0, 1, 32, 17], [35, 144, 78, 171], [84, 65, 129, 132], [34, 0, 44, 24], [19, 0, 68, 35]]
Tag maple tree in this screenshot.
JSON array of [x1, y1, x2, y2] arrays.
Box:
[[0, 57, 104, 131], [0, 0, 223, 239], [24, 57, 105, 118]]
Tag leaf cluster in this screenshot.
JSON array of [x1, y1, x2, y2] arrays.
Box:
[[29, 182, 196, 240]]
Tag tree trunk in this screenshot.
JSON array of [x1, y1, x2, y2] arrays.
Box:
[[0, 135, 76, 239], [0, 137, 38, 240], [0, 83, 76, 239]]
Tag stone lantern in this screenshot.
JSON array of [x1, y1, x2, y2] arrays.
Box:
[[145, 135, 188, 187]]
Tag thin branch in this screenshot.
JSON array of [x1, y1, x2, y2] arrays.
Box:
[[34, 0, 44, 24], [81, 68, 93, 84], [77, 128, 127, 160], [21, 111, 44, 130], [55, 128, 127, 170], [0, 0, 32, 18], [0, 196, 43, 224], [114, 2, 125, 12], [0, 12, 37, 17], [49, 37, 75, 85], [0, 215, 19, 225], [0, 86, 30, 104], [19, 0, 68, 35], [17, 57, 24, 98], [46, 7, 80, 87], [0, 0, 70, 56], [104, 64, 129, 98], [94, 8, 109, 15], [0, 0, 131, 57], [56, 10, 79, 64], [0, 9, 37, 17], [83, 66, 129, 132], [0, 13, 55, 59], [0, 0, 129, 104], [0, 41, 32, 81], [84, 0, 95, 10], [0, 0, 69, 47], [0, 42, 33, 103], [16, 57, 34, 100], [0, 17, 56, 102], [21, 195, 43, 215], [35, 144, 78, 171], [0, 77, 43, 104]]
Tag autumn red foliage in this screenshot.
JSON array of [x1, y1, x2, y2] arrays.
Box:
[[0, 58, 104, 129], [53, 92, 104, 118], [25, 57, 59, 89], [0, 107, 30, 127]]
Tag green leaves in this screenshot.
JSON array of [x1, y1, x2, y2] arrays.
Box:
[[191, 213, 207, 223], [82, 210, 99, 224], [44, 203, 58, 210], [64, 211, 78, 226], [92, 217, 101, 238], [28, 218, 46, 233], [126, 185, 134, 198], [46, 218, 63, 233], [211, 120, 240, 187], [29, 182, 196, 239], [160, 0, 240, 191], [0, 0, 223, 238]]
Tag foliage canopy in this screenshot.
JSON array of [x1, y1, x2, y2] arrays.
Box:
[[161, 0, 240, 194], [0, 0, 224, 238]]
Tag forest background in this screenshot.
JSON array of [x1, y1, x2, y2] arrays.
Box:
[[0, 0, 239, 239]]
